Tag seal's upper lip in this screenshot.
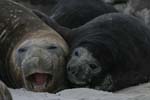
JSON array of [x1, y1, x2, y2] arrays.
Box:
[[24, 70, 52, 78], [68, 72, 88, 86]]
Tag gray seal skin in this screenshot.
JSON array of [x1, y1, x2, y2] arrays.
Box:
[[0, 81, 12, 100], [0, 0, 69, 92]]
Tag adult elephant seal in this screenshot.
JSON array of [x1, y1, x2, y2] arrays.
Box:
[[0, 0, 69, 92], [48, 13, 150, 91], [0, 81, 12, 100]]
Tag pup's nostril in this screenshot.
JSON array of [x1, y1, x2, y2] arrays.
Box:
[[67, 67, 71, 71], [67, 66, 77, 75], [71, 70, 76, 75], [89, 64, 97, 70]]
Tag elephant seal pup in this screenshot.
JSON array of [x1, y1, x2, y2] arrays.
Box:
[[0, 81, 12, 100], [55, 13, 150, 91], [0, 0, 69, 92]]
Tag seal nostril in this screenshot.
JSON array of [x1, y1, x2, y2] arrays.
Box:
[[67, 67, 71, 71], [89, 64, 97, 70], [68, 66, 77, 75], [71, 70, 76, 74]]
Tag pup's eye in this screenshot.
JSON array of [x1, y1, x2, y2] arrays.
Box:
[[74, 51, 79, 56], [73, 49, 81, 57], [18, 48, 27, 53], [47, 46, 57, 50]]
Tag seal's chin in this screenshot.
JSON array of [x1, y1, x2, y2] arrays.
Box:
[[68, 73, 89, 87], [25, 73, 53, 92]]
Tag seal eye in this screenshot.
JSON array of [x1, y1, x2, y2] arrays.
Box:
[[74, 51, 79, 56], [73, 50, 81, 57], [18, 48, 27, 53], [47, 46, 57, 50]]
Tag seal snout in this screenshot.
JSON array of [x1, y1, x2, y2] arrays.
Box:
[[67, 63, 94, 86], [13, 37, 68, 92], [67, 47, 102, 87]]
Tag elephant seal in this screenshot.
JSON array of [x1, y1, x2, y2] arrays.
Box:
[[0, 0, 68, 92], [41, 0, 117, 28], [50, 13, 150, 91], [0, 81, 12, 100]]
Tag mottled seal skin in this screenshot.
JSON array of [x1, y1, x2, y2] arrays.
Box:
[[125, 0, 150, 15], [0, 0, 69, 92], [125, 0, 150, 27], [56, 13, 150, 91], [0, 81, 12, 100]]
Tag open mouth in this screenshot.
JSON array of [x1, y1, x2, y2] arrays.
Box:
[[26, 73, 53, 91], [69, 78, 89, 88]]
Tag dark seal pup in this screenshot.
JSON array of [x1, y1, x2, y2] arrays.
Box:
[[37, 0, 117, 28], [0, 0, 69, 92], [57, 13, 150, 91], [0, 81, 12, 100]]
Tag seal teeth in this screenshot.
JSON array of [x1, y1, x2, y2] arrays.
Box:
[[33, 82, 47, 90]]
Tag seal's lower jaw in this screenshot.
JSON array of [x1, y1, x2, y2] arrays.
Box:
[[25, 73, 53, 92], [68, 73, 88, 87]]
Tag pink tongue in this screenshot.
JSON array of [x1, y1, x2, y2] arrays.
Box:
[[33, 73, 48, 85]]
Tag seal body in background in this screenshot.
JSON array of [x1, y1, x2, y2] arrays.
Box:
[[40, 0, 117, 29]]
